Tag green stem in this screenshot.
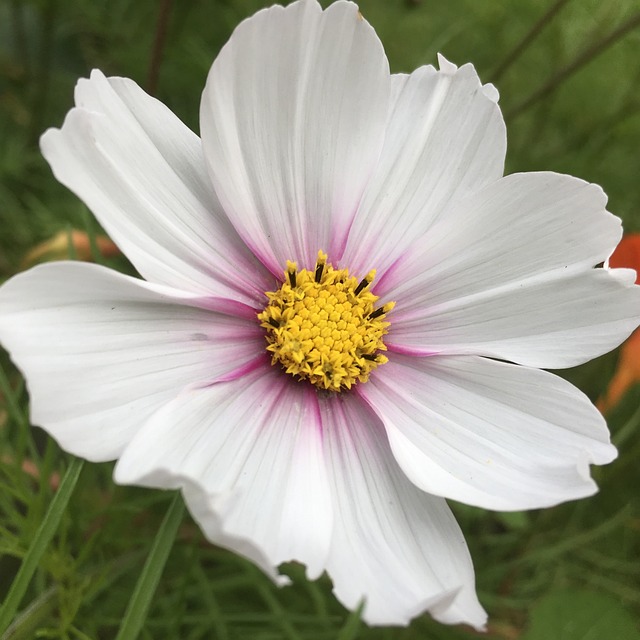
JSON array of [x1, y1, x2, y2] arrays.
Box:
[[28, 0, 57, 146], [146, 0, 174, 96], [507, 11, 640, 120], [0, 456, 84, 636], [336, 600, 364, 640], [114, 492, 184, 640], [10, 0, 30, 77], [2, 585, 57, 640], [489, 0, 572, 83]]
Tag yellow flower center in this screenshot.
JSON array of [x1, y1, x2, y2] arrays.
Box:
[[258, 251, 395, 391]]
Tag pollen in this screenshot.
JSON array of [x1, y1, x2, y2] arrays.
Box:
[[258, 251, 395, 391]]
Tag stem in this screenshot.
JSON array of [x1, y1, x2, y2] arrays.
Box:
[[336, 601, 364, 640], [114, 492, 184, 640], [1, 585, 57, 640], [28, 0, 56, 145], [0, 457, 84, 635], [507, 11, 640, 120], [10, 0, 30, 77], [146, 0, 174, 96], [490, 0, 572, 84]]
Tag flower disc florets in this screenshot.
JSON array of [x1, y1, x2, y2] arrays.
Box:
[[258, 251, 395, 391]]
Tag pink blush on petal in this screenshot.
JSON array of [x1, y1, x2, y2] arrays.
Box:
[[213, 354, 272, 384], [386, 342, 441, 357]]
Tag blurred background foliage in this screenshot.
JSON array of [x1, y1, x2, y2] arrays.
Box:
[[0, 0, 639, 638]]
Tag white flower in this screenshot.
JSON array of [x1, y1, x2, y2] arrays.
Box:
[[1, 0, 638, 629]]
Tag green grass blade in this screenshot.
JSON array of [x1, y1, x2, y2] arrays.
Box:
[[2, 585, 57, 640], [0, 456, 84, 635], [114, 492, 184, 640], [336, 600, 364, 640]]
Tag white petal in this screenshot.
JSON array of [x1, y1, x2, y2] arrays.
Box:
[[381, 172, 621, 300], [388, 268, 640, 369], [200, 0, 390, 273], [115, 360, 485, 627], [482, 82, 500, 102], [343, 55, 506, 277], [0, 262, 263, 461], [319, 392, 486, 628], [382, 173, 640, 368], [115, 367, 333, 581], [436, 53, 458, 75], [41, 70, 270, 303], [360, 355, 617, 511], [181, 479, 290, 587]]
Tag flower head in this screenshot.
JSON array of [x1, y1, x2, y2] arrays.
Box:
[[1, 0, 639, 628], [258, 250, 394, 390]]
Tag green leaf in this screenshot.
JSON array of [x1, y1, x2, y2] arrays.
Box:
[[114, 491, 184, 640], [0, 456, 84, 636]]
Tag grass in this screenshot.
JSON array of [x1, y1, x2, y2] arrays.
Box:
[[1, 0, 640, 638]]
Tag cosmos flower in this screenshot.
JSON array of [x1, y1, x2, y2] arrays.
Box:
[[1, 0, 639, 628]]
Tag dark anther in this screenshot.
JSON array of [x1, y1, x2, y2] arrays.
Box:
[[368, 307, 386, 320], [288, 270, 296, 287], [268, 318, 280, 328], [362, 353, 377, 361], [354, 277, 370, 296], [315, 261, 324, 283]]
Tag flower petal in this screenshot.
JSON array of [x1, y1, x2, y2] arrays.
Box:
[[40, 70, 270, 303], [0, 262, 263, 461], [319, 392, 486, 628], [115, 367, 333, 581], [115, 360, 485, 627], [180, 479, 290, 587], [382, 173, 640, 368], [343, 56, 506, 277], [360, 354, 617, 511], [200, 0, 390, 273]]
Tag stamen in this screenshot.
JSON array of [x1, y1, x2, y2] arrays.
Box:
[[315, 251, 327, 283], [258, 252, 394, 391], [354, 269, 376, 296], [368, 302, 395, 320]]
